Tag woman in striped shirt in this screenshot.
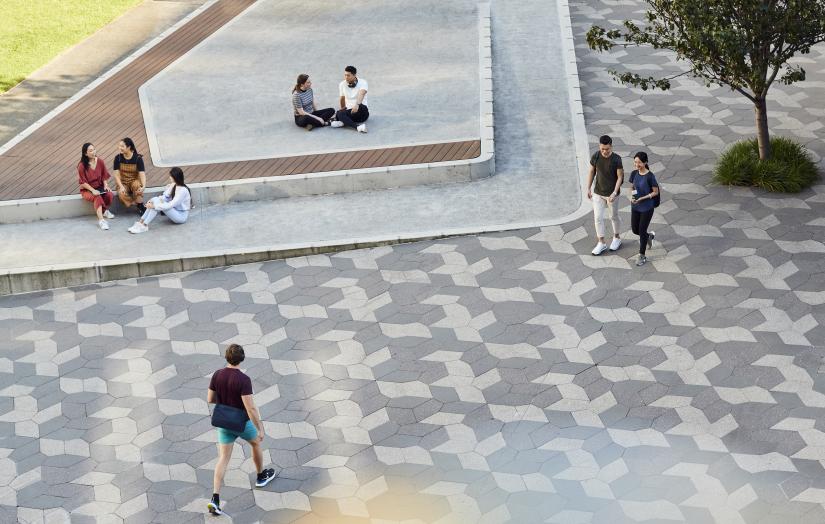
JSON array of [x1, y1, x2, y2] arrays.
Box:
[[292, 74, 335, 131]]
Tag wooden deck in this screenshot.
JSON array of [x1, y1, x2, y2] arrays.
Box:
[[0, 0, 480, 202]]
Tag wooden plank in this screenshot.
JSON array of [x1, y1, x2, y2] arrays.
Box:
[[0, 1, 246, 176], [462, 140, 481, 159], [0, 0, 482, 202]]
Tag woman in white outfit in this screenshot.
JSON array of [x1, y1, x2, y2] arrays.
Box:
[[128, 167, 191, 234]]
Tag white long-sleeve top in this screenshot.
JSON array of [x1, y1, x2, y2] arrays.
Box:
[[155, 184, 191, 211]]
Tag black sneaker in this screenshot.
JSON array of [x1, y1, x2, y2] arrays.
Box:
[[207, 499, 223, 515], [647, 231, 655, 249], [255, 468, 276, 488]]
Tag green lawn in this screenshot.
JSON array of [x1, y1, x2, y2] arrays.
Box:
[[0, 0, 143, 93]]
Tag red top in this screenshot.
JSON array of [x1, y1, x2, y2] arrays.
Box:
[[77, 158, 110, 190]]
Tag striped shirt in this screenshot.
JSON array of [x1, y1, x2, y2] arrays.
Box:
[[292, 88, 314, 114]]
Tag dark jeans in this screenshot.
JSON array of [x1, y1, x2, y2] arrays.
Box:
[[631, 208, 654, 255], [294, 108, 335, 129], [335, 105, 369, 128]]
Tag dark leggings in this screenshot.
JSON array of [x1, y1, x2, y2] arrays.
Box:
[[294, 108, 335, 129], [631, 208, 654, 255], [335, 105, 369, 128]]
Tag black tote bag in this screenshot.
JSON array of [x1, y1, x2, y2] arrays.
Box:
[[211, 390, 248, 433]]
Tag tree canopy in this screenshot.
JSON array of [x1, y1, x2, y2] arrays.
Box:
[[586, 0, 825, 159]]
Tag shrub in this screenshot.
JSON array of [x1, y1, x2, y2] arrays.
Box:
[[714, 137, 820, 193]]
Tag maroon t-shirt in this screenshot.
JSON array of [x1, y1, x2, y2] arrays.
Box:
[[209, 368, 253, 416]]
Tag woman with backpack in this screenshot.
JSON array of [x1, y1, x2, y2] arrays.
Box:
[[628, 151, 660, 266], [127, 167, 192, 234]]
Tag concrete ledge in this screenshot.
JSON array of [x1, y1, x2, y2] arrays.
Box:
[[2, 236, 437, 295], [0, 3, 494, 225], [2, 208, 583, 296]]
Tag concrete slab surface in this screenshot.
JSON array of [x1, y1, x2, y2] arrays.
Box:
[[140, 0, 481, 166]]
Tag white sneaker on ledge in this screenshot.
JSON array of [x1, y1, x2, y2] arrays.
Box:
[[609, 237, 622, 251], [357, 123, 368, 133], [103, 209, 115, 219]]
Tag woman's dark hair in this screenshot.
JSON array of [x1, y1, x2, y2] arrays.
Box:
[[634, 151, 649, 169], [121, 137, 138, 156], [225, 344, 245, 366], [345, 65, 357, 75], [80, 142, 93, 169], [293, 73, 309, 93], [168, 167, 192, 204]]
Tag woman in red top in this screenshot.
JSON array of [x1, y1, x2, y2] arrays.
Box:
[[77, 142, 116, 230]]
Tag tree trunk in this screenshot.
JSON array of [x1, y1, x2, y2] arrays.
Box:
[[754, 97, 771, 160]]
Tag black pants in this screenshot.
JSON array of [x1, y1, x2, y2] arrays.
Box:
[[294, 108, 335, 129], [335, 105, 369, 128], [631, 208, 654, 255]]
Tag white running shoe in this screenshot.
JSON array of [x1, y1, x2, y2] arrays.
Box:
[[609, 237, 622, 251], [330, 121, 344, 128], [207, 500, 223, 516], [591, 242, 608, 256], [129, 222, 148, 234], [98, 219, 109, 230], [636, 255, 648, 267], [103, 209, 115, 219], [357, 123, 368, 133]]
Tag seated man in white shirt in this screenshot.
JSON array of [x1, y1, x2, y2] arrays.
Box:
[[331, 65, 369, 133]]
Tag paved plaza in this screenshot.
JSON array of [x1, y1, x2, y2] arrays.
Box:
[[1, 0, 825, 523]]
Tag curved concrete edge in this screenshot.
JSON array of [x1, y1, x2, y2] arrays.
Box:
[[556, 0, 592, 226], [0, 2, 494, 225], [0, 0, 221, 157]]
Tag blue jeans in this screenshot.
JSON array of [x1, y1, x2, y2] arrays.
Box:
[[142, 197, 188, 225]]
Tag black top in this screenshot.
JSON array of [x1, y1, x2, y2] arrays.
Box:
[[113, 153, 145, 172]]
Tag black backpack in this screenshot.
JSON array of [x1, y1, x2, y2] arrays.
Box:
[[629, 170, 661, 208]]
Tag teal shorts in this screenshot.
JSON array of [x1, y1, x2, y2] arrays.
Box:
[[216, 419, 257, 444]]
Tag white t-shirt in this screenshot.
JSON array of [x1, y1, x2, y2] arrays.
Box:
[[156, 184, 191, 211], [339, 78, 369, 109]]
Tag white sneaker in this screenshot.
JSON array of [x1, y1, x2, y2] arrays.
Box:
[[330, 121, 344, 128], [129, 222, 148, 234], [591, 242, 608, 256], [357, 123, 368, 133], [609, 237, 622, 251], [98, 219, 109, 230], [103, 209, 115, 219]]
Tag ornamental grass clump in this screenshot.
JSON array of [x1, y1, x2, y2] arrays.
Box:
[[714, 137, 820, 193]]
